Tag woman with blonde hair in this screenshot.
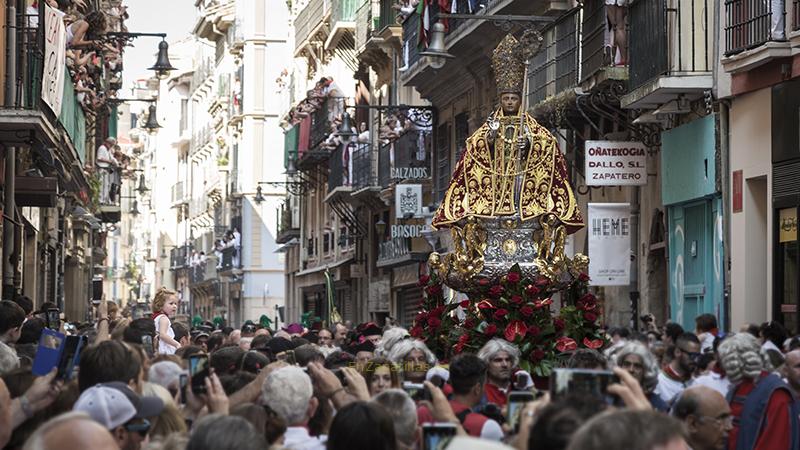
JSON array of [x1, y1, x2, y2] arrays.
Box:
[[141, 382, 188, 438], [152, 287, 181, 355]]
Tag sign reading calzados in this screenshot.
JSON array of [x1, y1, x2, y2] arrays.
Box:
[[585, 141, 647, 186]]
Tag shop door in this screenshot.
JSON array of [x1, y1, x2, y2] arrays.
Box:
[[776, 207, 798, 333], [668, 198, 724, 330]]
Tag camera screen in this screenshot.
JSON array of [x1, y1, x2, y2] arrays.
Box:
[[422, 425, 456, 450], [550, 369, 619, 402], [189, 356, 209, 394]]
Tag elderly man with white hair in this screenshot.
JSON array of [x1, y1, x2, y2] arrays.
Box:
[[372, 389, 419, 450], [261, 365, 325, 450], [718, 332, 799, 450], [387, 339, 437, 383], [477, 338, 531, 407]]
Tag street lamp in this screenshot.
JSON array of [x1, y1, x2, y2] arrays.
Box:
[[149, 40, 177, 79], [136, 173, 149, 194], [420, 22, 454, 70], [130, 200, 141, 217], [254, 185, 265, 204], [336, 112, 357, 146], [375, 218, 386, 238], [144, 104, 161, 133], [106, 32, 176, 80]]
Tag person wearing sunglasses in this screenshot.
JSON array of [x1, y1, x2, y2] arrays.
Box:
[[73, 382, 165, 450], [655, 332, 701, 406]]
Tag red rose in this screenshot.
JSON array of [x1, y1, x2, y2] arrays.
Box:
[[554, 318, 565, 331], [410, 326, 423, 338], [428, 317, 442, 328], [579, 272, 590, 282], [455, 334, 470, 353], [583, 337, 603, 349], [417, 275, 430, 286], [531, 349, 546, 361], [426, 284, 443, 296], [488, 285, 504, 298], [583, 312, 597, 323], [525, 284, 540, 297], [478, 278, 491, 286], [510, 295, 523, 305], [415, 311, 428, 322], [460, 300, 471, 308], [484, 324, 497, 336], [555, 336, 578, 352], [520, 305, 534, 317], [463, 318, 475, 329], [528, 325, 541, 337], [493, 308, 509, 320], [504, 320, 528, 342], [477, 300, 495, 310], [534, 298, 553, 309], [535, 277, 550, 288], [506, 272, 521, 284]]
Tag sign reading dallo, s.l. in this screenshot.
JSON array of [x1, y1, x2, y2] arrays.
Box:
[[585, 141, 647, 186]]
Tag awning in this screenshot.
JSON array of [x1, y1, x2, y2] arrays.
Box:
[[295, 256, 354, 277], [274, 237, 299, 253]]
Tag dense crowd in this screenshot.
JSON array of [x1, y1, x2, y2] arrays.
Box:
[[0, 291, 798, 450]]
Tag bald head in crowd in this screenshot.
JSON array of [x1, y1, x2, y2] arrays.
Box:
[[22, 412, 119, 450], [783, 349, 800, 394], [672, 386, 732, 450]]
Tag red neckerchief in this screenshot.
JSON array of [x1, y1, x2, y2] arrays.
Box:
[[663, 364, 687, 382], [152, 312, 165, 320], [712, 364, 727, 377]]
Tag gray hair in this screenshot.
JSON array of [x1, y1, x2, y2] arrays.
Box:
[[22, 412, 96, 450], [0, 341, 19, 375], [261, 366, 313, 426], [612, 341, 659, 393], [376, 327, 409, 357], [718, 333, 764, 383], [387, 339, 437, 366], [477, 338, 520, 368], [187, 414, 266, 450], [148, 361, 183, 391], [372, 389, 418, 449]]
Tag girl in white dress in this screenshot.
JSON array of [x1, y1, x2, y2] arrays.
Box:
[[152, 287, 181, 355]]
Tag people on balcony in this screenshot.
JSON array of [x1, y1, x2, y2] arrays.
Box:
[[96, 137, 120, 205], [605, 0, 629, 66]]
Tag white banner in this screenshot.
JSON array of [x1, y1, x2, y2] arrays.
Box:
[[585, 141, 647, 186], [588, 203, 631, 286], [41, 4, 66, 115], [395, 184, 422, 218]]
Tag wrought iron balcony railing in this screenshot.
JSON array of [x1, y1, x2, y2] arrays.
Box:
[[527, 8, 580, 106], [725, 0, 785, 55]]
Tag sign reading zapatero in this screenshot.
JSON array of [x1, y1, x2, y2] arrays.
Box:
[[585, 141, 647, 186]]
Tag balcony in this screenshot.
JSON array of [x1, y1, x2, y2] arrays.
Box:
[[327, 143, 353, 195], [190, 125, 213, 157], [297, 97, 344, 169], [189, 257, 218, 285], [0, 8, 87, 191], [376, 236, 429, 268], [620, 0, 713, 110], [97, 168, 123, 223], [170, 245, 192, 270], [722, 0, 791, 74], [357, 0, 402, 78], [171, 181, 188, 206], [352, 143, 376, 191], [219, 246, 242, 272], [528, 8, 580, 107], [580, 0, 629, 89], [295, 0, 331, 56], [327, 0, 359, 50], [276, 202, 300, 244]]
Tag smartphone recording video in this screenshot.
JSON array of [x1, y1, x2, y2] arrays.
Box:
[[178, 374, 188, 405], [46, 308, 60, 330], [189, 355, 209, 395], [549, 368, 620, 404], [402, 381, 431, 402], [422, 423, 457, 450], [507, 391, 535, 432]]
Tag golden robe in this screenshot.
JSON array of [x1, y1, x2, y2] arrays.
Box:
[[432, 110, 584, 234]]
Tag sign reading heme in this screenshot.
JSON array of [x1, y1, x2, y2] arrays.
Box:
[[585, 141, 647, 186]]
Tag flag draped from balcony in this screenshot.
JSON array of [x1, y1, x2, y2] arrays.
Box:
[[325, 269, 342, 326]]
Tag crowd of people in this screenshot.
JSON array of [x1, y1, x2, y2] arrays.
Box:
[[1, 292, 799, 450]]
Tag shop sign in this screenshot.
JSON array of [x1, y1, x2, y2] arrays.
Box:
[[395, 184, 422, 218], [588, 203, 631, 286], [41, 4, 67, 115], [585, 141, 647, 186], [391, 224, 425, 239], [779, 208, 797, 243]]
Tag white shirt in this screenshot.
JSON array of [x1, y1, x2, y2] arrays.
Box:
[[96, 145, 117, 168], [480, 419, 504, 441], [282, 427, 326, 450], [655, 370, 691, 405], [693, 371, 732, 397], [155, 315, 177, 355], [698, 332, 715, 353]]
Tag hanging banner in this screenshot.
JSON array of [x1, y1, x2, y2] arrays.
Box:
[[588, 203, 631, 286], [395, 184, 423, 218], [585, 141, 647, 186], [41, 4, 67, 115]]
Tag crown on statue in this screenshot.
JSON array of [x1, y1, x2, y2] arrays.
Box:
[[492, 34, 526, 95]]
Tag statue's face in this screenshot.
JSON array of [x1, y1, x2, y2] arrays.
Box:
[[500, 93, 521, 115]]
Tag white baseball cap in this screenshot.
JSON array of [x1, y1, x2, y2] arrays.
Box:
[[73, 385, 137, 430]]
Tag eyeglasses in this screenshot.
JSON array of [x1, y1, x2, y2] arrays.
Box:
[[124, 419, 151, 437], [678, 348, 702, 360], [695, 414, 734, 428]]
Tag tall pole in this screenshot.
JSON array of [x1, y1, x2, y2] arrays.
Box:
[[2, 4, 17, 299], [630, 186, 641, 331]]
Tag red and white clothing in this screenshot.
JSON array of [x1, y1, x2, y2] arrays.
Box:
[[655, 365, 691, 405], [154, 313, 176, 355], [728, 374, 792, 450]]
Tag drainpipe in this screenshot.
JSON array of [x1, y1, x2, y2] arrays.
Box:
[[2, 3, 17, 298], [630, 186, 640, 331], [720, 103, 731, 331]]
